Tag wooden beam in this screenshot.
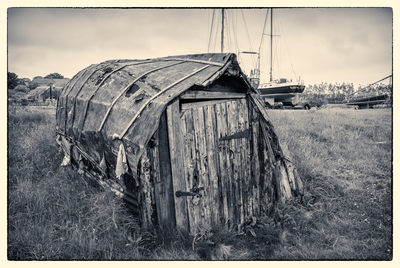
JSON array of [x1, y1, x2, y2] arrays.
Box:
[[167, 98, 189, 232], [180, 90, 246, 100]]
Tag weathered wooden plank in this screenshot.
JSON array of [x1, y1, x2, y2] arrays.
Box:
[[238, 98, 250, 222], [280, 142, 297, 193], [167, 99, 189, 232], [244, 99, 255, 219], [192, 106, 212, 230], [148, 146, 157, 225], [214, 102, 229, 224], [259, 119, 277, 213], [139, 149, 153, 227], [261, 121, 277, 166], [204, 104, 220, 226], [180, 90, 246, 100], [226, 100, 240, 226], [259, 132, 269, 214], [180, 110, 194, 232], [149, 129, 162, 226], [244, 99, 256, 219], [249, 101, 260, 217], [157, 111, 176, 228], [279, 142, 304, 197], [199, 106, 213, 229], [221, 101, 234, 224], [277, 159, 293, 202], [236, 99, 245, 224], [182, 109, 200, 233], [244, 99, 253, 220], [234, 100, 243, 226], [234, 100, 246, 225]]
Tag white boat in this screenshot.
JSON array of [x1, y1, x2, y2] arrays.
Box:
[[252, 8, 305, 107], [209, 8, 305, 108]]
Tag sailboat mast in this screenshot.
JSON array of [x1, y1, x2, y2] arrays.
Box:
[[221, 9, 225, 53], [270, 8, 273, 82]]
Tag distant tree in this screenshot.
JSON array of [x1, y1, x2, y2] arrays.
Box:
[[44, 73, 64, 79], [14, 84, 30, 93], [8, 72, 20, 89], [28, 81, 39, 90]]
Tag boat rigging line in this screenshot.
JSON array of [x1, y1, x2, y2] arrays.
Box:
[[347, 75, 393, 98], [258, 9, 270, 75], [207, 9, 215, 53]]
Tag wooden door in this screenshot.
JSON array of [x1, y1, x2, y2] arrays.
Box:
[[174, 98, 253, 233]]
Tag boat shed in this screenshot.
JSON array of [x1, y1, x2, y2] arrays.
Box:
[[56, 53, 303, 233]]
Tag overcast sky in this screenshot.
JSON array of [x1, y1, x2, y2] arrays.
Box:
[[8, 7, 392, 86]]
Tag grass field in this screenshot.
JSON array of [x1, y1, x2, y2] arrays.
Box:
[[7, 105, 392, 260]]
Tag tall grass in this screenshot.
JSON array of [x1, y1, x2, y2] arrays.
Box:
[[7, 106, 196, 260], [7, 106, 392, 260], [267, 109, 392, 260]]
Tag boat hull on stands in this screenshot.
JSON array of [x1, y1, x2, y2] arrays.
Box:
[[258, 83, 305, 95], [347, 94, 390, 108], [257, 82, 305, 105]]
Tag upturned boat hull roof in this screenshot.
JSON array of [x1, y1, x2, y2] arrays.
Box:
[[56, 53, 253, 171]]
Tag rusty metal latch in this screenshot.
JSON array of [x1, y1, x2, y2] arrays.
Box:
[[175, 186, 204, 198], [219, 128, 250, 141]]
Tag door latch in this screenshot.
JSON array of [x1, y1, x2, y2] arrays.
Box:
[[175, 186, 204, 198]]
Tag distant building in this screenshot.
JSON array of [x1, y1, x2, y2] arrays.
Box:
[[26, 86, 50, 102], [29, 77, 70, 101], [52, 78, 70, 88]]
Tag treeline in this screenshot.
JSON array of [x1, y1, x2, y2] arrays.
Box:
[[7, 72, 65, 91], [301, 82, 392, 104]]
